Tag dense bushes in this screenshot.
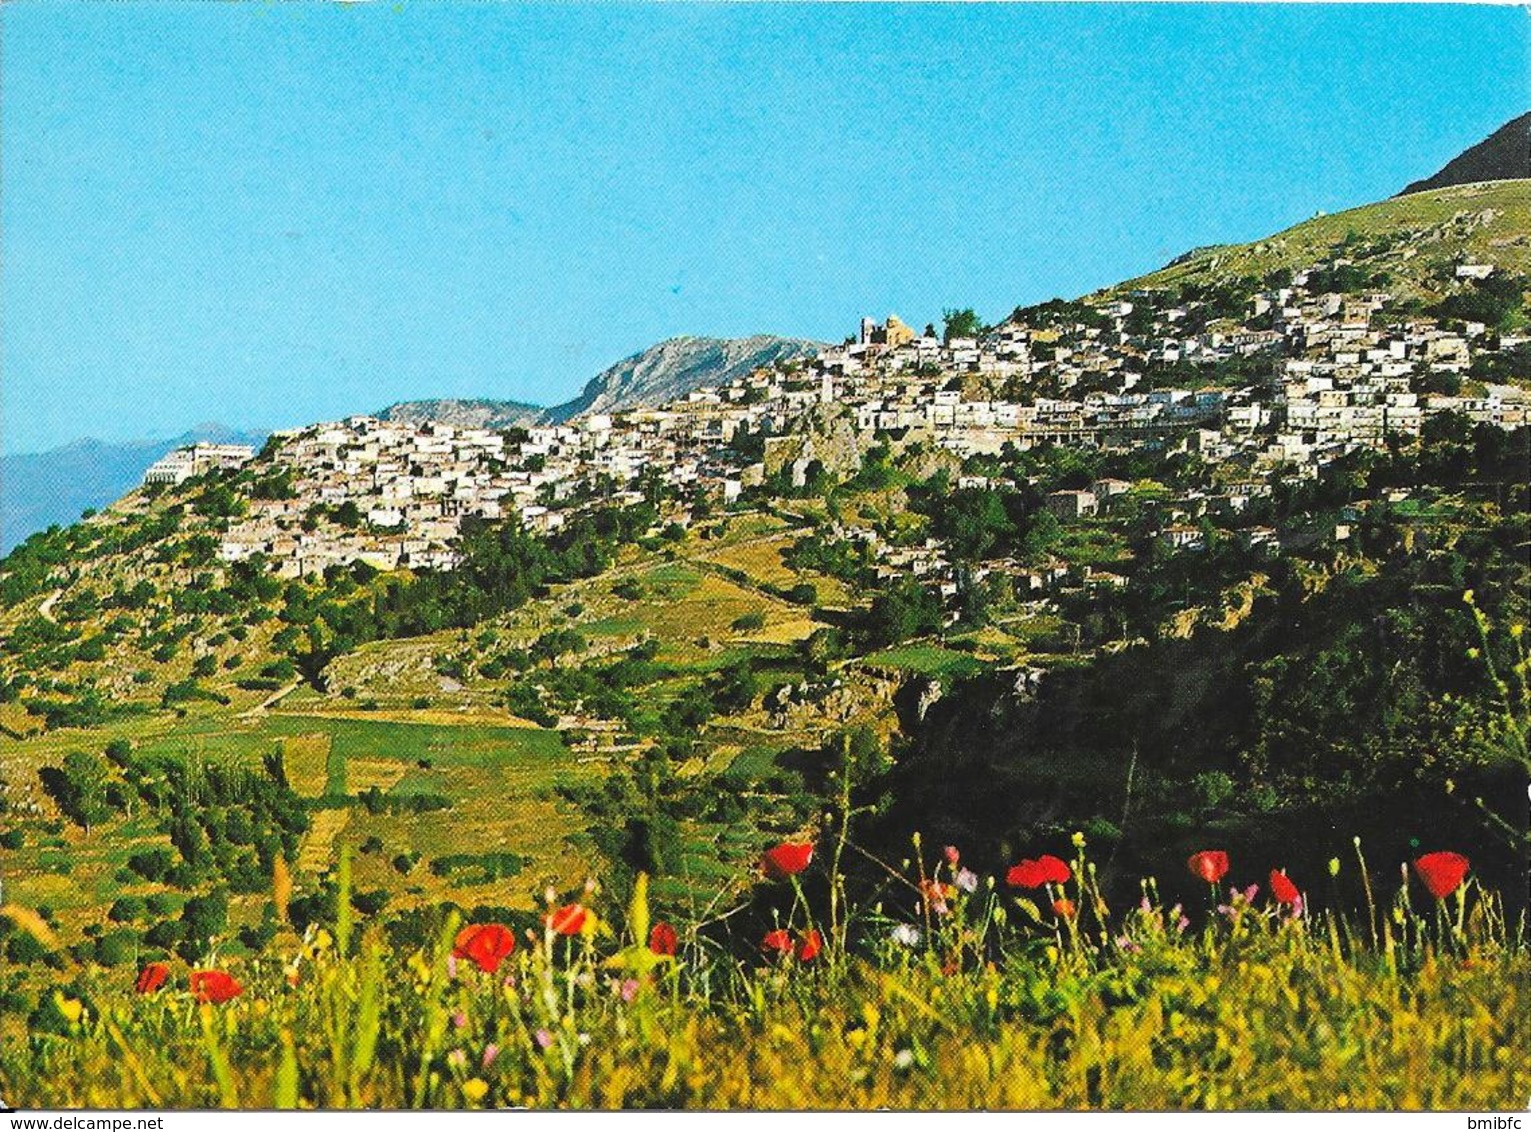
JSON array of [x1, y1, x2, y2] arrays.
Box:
[[40, 741, 310, 920]]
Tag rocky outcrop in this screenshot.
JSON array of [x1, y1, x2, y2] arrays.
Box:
[[378, 335, 823, 430], [546, 335, 823, 422]]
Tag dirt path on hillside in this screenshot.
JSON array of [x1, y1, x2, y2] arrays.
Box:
[[36, 589, 62, 621], [240, 680, 301, 718]]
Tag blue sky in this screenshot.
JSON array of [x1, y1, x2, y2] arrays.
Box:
[[2, 2, 1525, 455]]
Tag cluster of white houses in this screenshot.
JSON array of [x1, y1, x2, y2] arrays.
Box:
[[143, 255, 1525, 579], [142, 443, 259, 486]]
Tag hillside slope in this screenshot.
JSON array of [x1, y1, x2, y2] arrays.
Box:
[[1, 163, 1525, 1005], [1401, 113, 1531, 196], [1108, 180, 1530, 299]]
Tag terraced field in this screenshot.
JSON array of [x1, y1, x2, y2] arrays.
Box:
[[0, 511, 863, 944], [0, 705, 599, 929]]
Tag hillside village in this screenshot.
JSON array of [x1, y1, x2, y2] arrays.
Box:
[[171, 224, 1527, 628], [3, 184, 1525, 796]]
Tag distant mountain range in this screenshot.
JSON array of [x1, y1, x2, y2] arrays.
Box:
[[377, 334, 824, 429], [1, 425, 267, 553], [1400, 112, 1530, 196]]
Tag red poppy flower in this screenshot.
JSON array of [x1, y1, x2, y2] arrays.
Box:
[[796, 929, 823, 962], [762, 841, 814, 880], [1413, 851, 1470, 900], [134, 962, 170, 995], [189, 970, 243, 1005], [1269, 869, 1300, 907], [1006, 860, 1040, 888], [1006, 854, 1071, 889], [547, 904, 588, 937], [454, 923, 516, 973], [761, 928, 794, 957], [1052, 898, 1077, 919], [648, 921, 678, 957], [1187, 850, 1230, 884], [1038, 855, 1071, 884]]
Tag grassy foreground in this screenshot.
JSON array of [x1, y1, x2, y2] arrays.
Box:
[[2, 845, 1526, 1111]]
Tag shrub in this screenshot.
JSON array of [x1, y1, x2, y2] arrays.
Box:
[[94, 930, 138, 968], [107, 896, 147, 924], [350, 890, 390, 916], [142, 920, 184, 950], [427, 853, 526, 884], [144, 892, 182, 917], [5, 931, 49, 965], [180, 889, 229, 947], [238, 922, 278, 951]]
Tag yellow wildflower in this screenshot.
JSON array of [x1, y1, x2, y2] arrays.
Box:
[[54, 991, 85, 1025]]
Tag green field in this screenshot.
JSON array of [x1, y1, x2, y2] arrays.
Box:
[[0, 707, 598, 929], [862, 644, 986, 679], [0, 510, 851, 941]]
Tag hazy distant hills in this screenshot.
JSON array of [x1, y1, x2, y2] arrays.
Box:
[[377, 334, 824, 429], [1, 425, 266, 553], [1400, 113, 1530, 196], [2, 337, 822, 554]]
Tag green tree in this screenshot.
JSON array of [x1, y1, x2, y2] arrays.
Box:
[[865, 579, 945, 648], [731, 611, 766, 632], [179, 887, 230, 955], [41, 751, 115, 831], [942, 308, 985, 343], [709, 660, 757, 713]]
